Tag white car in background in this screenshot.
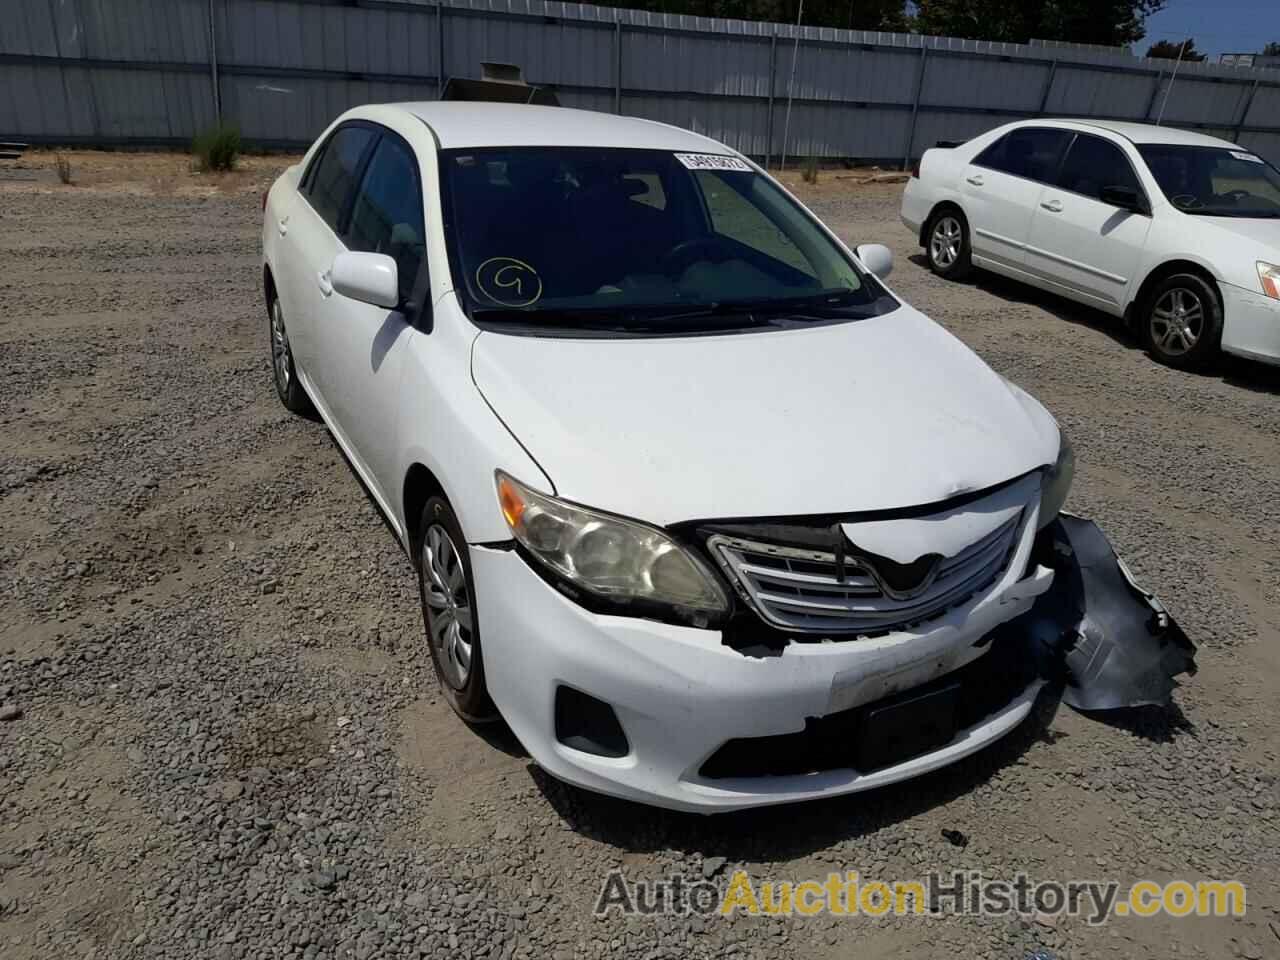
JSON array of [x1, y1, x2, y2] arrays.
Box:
[[261, 102, 1192, 813], [901, 119, 1280, 369]]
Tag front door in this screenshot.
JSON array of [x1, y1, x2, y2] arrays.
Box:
[[1023, 132, 1153, 313]]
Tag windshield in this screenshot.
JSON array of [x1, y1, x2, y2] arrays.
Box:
[[1137, 144, 1280, 218], [438, 147, 895, 334]]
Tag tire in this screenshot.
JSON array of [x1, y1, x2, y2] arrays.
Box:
[[1141, 273, 1222, 370], [925, 208, 972, 280], [416, 496, 497, 722], [268, 295, 314, 415]]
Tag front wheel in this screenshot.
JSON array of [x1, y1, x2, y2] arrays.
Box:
[[417, 496, 496, 722], [925, 209, 972, 280], [1141, 274, 1222, 370]]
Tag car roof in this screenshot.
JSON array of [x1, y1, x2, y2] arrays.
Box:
[[390, 102, 734, 153], [1036, 118, 1238, 149]]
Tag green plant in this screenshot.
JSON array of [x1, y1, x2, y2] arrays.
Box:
[[801, 156, 820, 184], [54, 154, 73, 185], [192, 124, 241, 172]]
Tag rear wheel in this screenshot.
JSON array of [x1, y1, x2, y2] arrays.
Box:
[[417, 496, 496, 722], [925, 209, 972, 280], [269, 296, 314, 414], [1141, 274, 1222, 370]]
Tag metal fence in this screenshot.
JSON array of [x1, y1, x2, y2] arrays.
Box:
[[4, 0, 1280, 165]]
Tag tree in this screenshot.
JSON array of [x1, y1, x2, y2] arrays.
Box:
[[1263, 42, 1280, 56], [1145, 38, 1206, 61], [913, 0, 1165, 47]]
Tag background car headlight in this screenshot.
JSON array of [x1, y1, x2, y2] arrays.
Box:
[[1258, 261, 1280, 301], [1038, 428, 1075, 528], [496, 472, 728, 624]]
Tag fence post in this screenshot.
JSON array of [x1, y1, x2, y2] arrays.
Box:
[[613, 17, 622, 113], [207, 0, 221, 125], [1037, 60, 1057, 115], [1234, 78, 1260, 143], [902, 45, 927, 171], [437, 2, 446, 97], [1144, 70, 1163, 120], [764, 32, 777, 168]]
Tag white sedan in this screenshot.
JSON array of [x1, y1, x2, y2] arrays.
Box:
[[901, 119, 1280, 369], [262, 102, 1191, 812]]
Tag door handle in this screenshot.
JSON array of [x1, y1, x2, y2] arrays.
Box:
[[965, 175, 984, 186], [316, 271, 333, 297], [1040, 199, 1064, 213], [277, 217, 289, 237]]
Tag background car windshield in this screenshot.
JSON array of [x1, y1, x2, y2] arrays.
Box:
[[1137, 144, 1280, 218], [439, 147, 875, 322]]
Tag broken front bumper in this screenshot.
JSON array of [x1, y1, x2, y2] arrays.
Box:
[[471, 514, 1195, 813]]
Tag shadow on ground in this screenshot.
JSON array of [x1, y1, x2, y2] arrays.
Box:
[[906, 254, 1280, 394]]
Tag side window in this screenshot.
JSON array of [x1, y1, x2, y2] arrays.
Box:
[[305, 125, 376, 233], [346, 134, 426, 304], [1056, 134, 1143, 201], [974, 128, 1073, 184], [695, 170, 812, 276]]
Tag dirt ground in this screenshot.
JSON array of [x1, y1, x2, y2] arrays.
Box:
[[1, 150, 1278, 960]]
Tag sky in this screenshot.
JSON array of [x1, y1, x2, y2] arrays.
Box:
[[1140, 0, 1276, 60]]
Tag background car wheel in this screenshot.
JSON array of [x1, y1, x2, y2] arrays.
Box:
[[417, 496, 497, 723], [1141, 274, 1222, 370], [925, 209, 972, 280], [269, 296, 314, 414]]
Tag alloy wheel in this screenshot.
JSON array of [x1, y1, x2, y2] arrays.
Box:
[[1150, 287, 1204, 357], [271, 299, 292, 393], [421, 523, 474, 689], [930, 216, 962, 269]]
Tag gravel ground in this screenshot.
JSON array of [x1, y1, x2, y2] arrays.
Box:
[[2, 159, 1278, 960]]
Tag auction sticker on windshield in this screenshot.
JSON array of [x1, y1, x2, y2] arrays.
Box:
[[675, 153, 753, 172]]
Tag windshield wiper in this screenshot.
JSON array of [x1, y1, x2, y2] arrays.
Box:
[[640, 288, 872, 325]]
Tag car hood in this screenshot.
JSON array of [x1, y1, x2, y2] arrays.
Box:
[[471, 305, 1060, 526]]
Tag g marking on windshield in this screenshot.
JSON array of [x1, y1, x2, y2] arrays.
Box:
[[476, 257, 543, 307]]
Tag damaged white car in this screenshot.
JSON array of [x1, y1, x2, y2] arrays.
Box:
[[261, 100, 1195, 812]]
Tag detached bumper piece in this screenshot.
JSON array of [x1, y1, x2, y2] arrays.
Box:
[[1007, 514, 1198, 712]]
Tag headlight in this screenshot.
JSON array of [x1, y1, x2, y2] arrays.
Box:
[[496, 472, 728, 625], [1038, 428, 1075, 528], [1258, 261, 1280, 301]]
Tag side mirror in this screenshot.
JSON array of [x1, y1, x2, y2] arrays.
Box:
[[331, 252, 399, 309], [1100, 185, 1146, 215], [855, 242, 894, 280]]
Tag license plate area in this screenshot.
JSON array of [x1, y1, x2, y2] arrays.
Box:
[[854, 681, 961, 773]]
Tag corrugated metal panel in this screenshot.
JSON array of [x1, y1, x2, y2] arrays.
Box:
[[623, 31, 770, 97], [1047, 65, 1156, 119], [222, 75, 437, 142], [921, 55, 1046, 111], [2, 0, 1279, 167]]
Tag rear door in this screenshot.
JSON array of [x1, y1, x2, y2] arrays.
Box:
[[1023, 132, 1153, 313], [286, 123, 378, 406], [961, 127, 1073, 272]]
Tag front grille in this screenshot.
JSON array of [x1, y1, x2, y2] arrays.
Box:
[[708, 511, 1022, 636]]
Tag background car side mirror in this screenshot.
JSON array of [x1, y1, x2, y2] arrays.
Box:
[[855, 242, 894, 280], [1100, 185, 1147, 216], [331, 252, 399, 309]]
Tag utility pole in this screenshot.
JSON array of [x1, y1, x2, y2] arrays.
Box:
[[1156, 40, 1187, 125], [779, 0, 805, 171]]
